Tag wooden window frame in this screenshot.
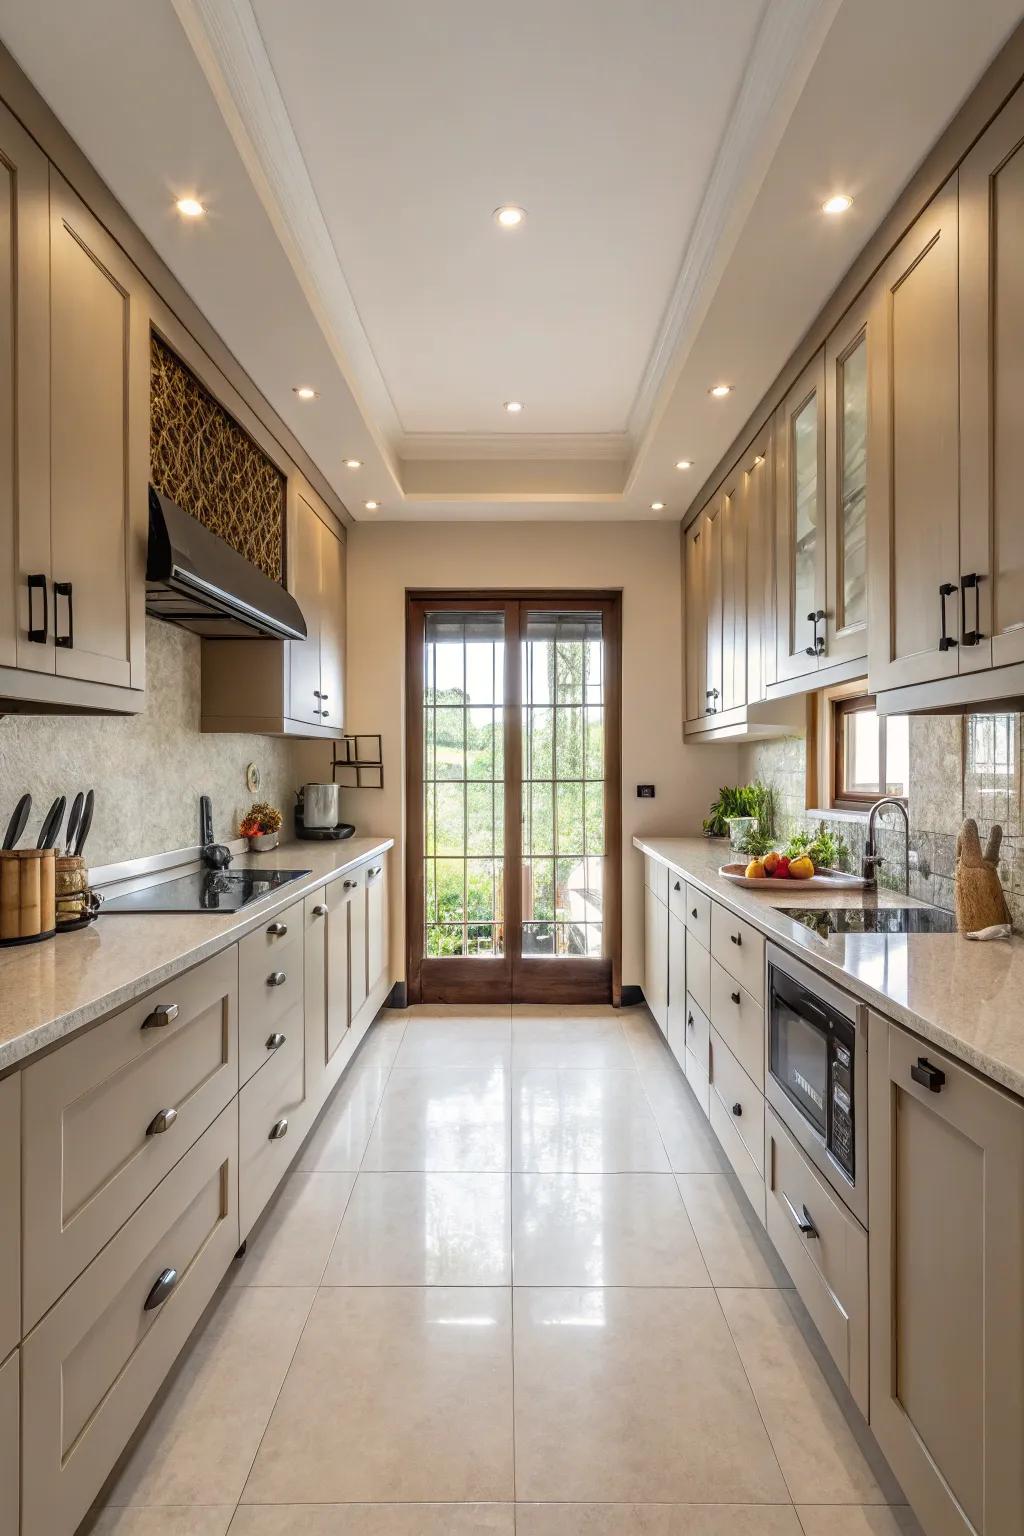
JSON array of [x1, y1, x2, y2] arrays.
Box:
[[831, 689, 907, 810]]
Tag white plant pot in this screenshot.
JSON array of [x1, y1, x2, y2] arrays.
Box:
[[247, 832, 279, 852]]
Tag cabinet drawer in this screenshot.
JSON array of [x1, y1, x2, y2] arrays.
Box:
[[644, 854, 668, 906], [685, 1048, 711, 1119], [0, 1075, 19, 1361], [685, 930, 710, 1016], [711, 905, 765, 1002], [22, 1101, 238, 1536], [0, 1349, 17, 1536], [709, 1091, 765, 1225], [239, 902, 305, 1084], [710, 959, 764, 1089], [23, 946, 237, 1330], [667, 869, 686, 922], [684, 993, 711, 1077], [765, 1105, 867, 1416], [684, 884, 711, 948], [365, 856, 389, 1001], [239, 1029, 308, 1239], [710, 1028, 764, 1175]]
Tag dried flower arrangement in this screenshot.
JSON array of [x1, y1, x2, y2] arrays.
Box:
[[239, 801, 283, 850]]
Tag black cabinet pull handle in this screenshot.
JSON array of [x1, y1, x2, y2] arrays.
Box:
[[691, 907, 698, 919], [687, 1012, 694, 1028], [910, 1056, 946, 1093], [705, 687, 719, 715], [938, 582, 958, 651], [673, 881, 681, 892], [144, 1267, 179, 1312], [730, 933, 741, 946], [54, 581, 74, 648], [731, 1102, 743, 1117], [805, 609, 826, 658], [731, 989, 741, 1005], [27, 573, 48, 643], [960, 572, 982, 646]]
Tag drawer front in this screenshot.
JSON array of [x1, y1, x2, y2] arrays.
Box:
[[667, 869, 686, 922], [22, 1101, 238, 1536], [239, 1031, 308, 1239], [0, 1349, 17, 1536], [239, 902, 305, 1084], [365, 856, 389, 1001], [23, 946, 238, 1330], [685, 930, 710, 1016], [684, 992, 711, 1077], [709, 1091, 766, 1225], [711, 905, 765, 1002], [710, 1028, 765, 1175], [0, 1075, 19, 1361], [685, 1048, 711, 1119], [710, 959, 765, 1089], [684, 884, 711, 949], [766, 1105, 868, 1415], [644, 854, 669, 906]]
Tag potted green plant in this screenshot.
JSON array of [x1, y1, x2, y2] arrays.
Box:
[[239, 801, 283, 852]]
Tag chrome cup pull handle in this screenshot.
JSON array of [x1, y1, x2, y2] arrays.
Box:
[[146, 1107, 178, 1137], [144, 1266, 179, 1311], [312, 904, 328, 917], [266, 1031, 286, 1051], [269, 1117, 289, 1141], [142, 1003, 179, 1030]]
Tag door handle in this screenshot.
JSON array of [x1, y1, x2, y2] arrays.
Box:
[[938, 582, 958, 651], [269, 1117, 289, 1141], [781, 1191, 818, 1237], [146, 1107, 178, 1136], [54, 580, 74, 649], [960, 573, 983, 646], [804, 609, 826, 657], [910, 1056, 946, 1093], [266, 921, 288, 936], [144, 1267, 179, 1312], [27, 573, 48, 643], [730, 990, 741, 1005], [141, 1003, 179, 1030], [730, 932, 741, 946]]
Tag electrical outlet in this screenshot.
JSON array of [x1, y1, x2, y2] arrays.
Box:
[[636, 784, 655, 799]]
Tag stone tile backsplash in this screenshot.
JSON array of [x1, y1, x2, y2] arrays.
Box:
[[741, 712, 1024, 930]]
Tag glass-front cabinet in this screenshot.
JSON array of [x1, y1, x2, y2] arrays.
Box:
[[824, 293, 870, 667], [774, 350, 826, 682]]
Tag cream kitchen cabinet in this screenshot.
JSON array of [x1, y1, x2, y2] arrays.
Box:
[[823, 289, 870, 669], [869, 1013, 1024, 1536], [683, 492, 723, 726], [0, 1073, 19, 1360], [0, 1348, 17, 1536], [666, 908, 687, 1066], [774, 350, 826, 683], [643, 880, 669, 1033]]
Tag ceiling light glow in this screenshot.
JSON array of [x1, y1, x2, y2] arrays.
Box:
[[344, 458, 363, 470], [503, 400, 524, 413], [651, 501, 665, 511], [675, 459, 693, 471], [709, 383, 733, 398], [175, 197, 205, 218], [822, 193, 853, 215], [494, 205, 526, 228], [294, 386, 318, 400], [364, 500, 380, 511]]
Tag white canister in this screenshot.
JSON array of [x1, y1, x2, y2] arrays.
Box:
[[303, 782, 340, 829]]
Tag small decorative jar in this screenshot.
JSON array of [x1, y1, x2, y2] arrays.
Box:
[[726, 816, 757, 852], [247, 831, 280, 852]]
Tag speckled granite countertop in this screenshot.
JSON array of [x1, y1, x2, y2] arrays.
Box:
[[636, 834, 1024, 1100], [0, 837, 393, 1075]]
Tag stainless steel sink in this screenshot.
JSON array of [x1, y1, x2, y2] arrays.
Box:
[[778, 906, 958, 938]]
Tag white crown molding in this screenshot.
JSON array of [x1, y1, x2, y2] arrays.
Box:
[[626, 0, 842, 449], [398, 432, 631, 462], [172, 0, 403, 478]]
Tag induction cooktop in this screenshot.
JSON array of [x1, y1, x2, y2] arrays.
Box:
[[779, 905, 959, 938], [102, 868, 311, 914]]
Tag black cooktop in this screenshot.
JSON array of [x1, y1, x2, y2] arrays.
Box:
[[780, 905, 959, 938], [102, 868, 311, 914]]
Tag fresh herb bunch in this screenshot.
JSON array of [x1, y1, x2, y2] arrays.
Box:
[[239, 801, 283, 837], [703, 781, 779, 841], [784, 822, 851, 872]]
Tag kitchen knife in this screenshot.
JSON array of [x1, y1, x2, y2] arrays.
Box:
[[37, 795, 66, 851], [74, 789, 95, 857], [64, 791, 84, 856], [2, 794, 31, 850]]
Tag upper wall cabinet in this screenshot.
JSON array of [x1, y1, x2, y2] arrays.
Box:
[[824, 291, 870, 668], [774, 350, 826, 684], [288, 485, 346, 731]]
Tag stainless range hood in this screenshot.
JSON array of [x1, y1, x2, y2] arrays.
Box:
[[146, 487, 307, 642]]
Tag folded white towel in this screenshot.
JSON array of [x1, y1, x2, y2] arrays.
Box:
[[964, 923, 1012, 941]]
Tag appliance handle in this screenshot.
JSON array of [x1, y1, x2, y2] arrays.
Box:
[[781, 1190, 818, 1238]]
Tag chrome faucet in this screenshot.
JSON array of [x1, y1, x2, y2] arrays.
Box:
[[862, 797, 910, 893]]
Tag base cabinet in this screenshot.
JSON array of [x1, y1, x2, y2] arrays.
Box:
[[0, 1349, 17, 1536], [643, 884, 669, 1033], [869, 1013, 1024, 1536], [666, 910, 686, 1066]]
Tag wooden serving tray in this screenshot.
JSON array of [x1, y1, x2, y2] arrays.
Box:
[[718, 862, 866, 890]]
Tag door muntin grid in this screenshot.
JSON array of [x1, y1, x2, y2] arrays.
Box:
[[423, 611, 505, 957], [522, 610, 605, 959]]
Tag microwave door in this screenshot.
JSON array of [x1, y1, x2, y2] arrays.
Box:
[[771, 986, 829, 1139]]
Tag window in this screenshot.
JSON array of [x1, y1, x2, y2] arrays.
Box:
[[832, 694, 908, 808]]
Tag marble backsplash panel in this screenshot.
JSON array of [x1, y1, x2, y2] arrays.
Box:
[[0, 619, 302, 868]]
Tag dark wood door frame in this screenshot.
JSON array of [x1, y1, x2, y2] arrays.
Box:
[[406, 590, 622, 1007]]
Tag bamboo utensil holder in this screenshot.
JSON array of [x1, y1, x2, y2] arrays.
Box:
[[0, 848, 57, 945]]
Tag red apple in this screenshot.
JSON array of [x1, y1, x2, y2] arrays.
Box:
[[773, 856, 790, 878]]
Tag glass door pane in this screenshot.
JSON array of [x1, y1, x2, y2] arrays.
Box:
[[792, 391, 819, 655], [423, 611, 505, 959], [521, 610, 605, 960], [839, 334, 868, 630]]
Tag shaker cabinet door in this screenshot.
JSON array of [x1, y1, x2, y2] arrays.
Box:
[[775, 350, 826, 681], [318, 520, 346, 732], [288, 487, 324, 726], [824, 293, 870, 667]]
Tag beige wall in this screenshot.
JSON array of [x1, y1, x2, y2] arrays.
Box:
[[297, 520, 739, 988]]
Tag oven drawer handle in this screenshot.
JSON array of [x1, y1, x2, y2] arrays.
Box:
[[910, 1056, 946, 1093], [781, 1190, 818, 1238]]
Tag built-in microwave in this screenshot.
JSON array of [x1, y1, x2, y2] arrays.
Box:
[[765, 943, 868, 1226]]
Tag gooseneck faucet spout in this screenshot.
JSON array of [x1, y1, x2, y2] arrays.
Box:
[[862, 797, 910, 893]]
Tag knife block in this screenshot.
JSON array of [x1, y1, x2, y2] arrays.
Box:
[[0, 848, 57, 946]]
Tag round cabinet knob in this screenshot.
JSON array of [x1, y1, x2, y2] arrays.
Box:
[[343, 879, 357, 890], [312, 904, 328, 917], [141, 1002, 179, 1030], [321, 711, 330, 719], [731, 1102, 743, 1117], [266, 1032, 286, 1051], [269, 1118, 289, 1141], [267, 921, 288, 937], [144, 1266, 179, 1312], [267, 971, 287, 988], [368, 866, 382, 878], [146, 1106, 178, 1137]]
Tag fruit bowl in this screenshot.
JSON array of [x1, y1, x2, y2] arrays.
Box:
[[718, 862, 865, 890]]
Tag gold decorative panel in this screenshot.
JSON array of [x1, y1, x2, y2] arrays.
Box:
[[150, 333, 285, 580]]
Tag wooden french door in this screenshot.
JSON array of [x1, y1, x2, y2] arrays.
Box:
[[406, 592, 621, 1005]]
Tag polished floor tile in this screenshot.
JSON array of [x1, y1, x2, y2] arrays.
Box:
[[323, 1171, 511, 1285], [677, 1174, 791, 1287], [87, 1509, 235, 1535], [232, 1172, 357, 1287], [228, 1506, 515, 1534], [395, 1010, 512, 1070], [513, 1069, 671, 1172], [795, 1510, 921, 1536], [294, 1061, 393, 1173], [242, 1287, 514, 1504], [639, 1069, 729, 1173], [513, 1286, 789, 1503], [104, 1287, 314, 1508], [512, 1173, 710, 1286], [515, 1507, 803, 1536], [512, 1008, 635, 1069], [719, 1289, 891, 1503], [361, 1065, 511, 1171]]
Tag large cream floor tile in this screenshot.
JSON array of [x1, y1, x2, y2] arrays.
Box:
[[513, 1287, 789, 1503], [515, 1507, 803, 1536], [619, 1009, 676, 1070], [796, 1511, 921, 1536], [228, 1505, 515, 1534], [323, 1171, 511, 1284], [513, 1069, 670, 1172], [395, 1011, 512, 1070], [639, 1070, 728, 1173], [512, 1173, 710, 1285], [233, 1172, 357, 1287], [294, 1061, 393, 1173], [242, 1287, 514, 1504], [87, 1510, 235, 1535], [677, 1174, 790, 1287], [718, 1289, 890, 1504], [104, 1287, 314, 1508], [361, 1066, 511, 1171], [512, 1010, 634, 1069]]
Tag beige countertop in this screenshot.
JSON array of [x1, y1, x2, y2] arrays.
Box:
[[635, 834, 1024, 1101], [0, 836, 393, 1075]]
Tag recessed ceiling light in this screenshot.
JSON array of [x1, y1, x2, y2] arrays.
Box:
[[494, 204, 527, 229], [294, 386, 318, 400], [175, 196, 205, 218], [503, 400, 524, 413], [344, 458, 363, 470], [675, 459, 693, 471], [364, 500, 380, 511], [651, 501, 665, 512], [822, 193, 853, 215], [709, 383, 733, 399]]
